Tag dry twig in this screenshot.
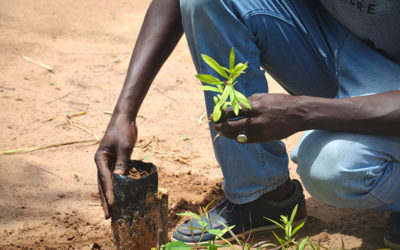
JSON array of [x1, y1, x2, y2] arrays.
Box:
[[68, 120, 100, 142], [46, 91, 73, 104], [0, 139, 97, 155], [66, 111, 87, 119], [0, 119, 100, 156], [23, 56, 54, 73]]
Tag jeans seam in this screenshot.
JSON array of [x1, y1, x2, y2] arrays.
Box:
[[335, 32, 350, 82], [365, 159, 398, 205], [244, 30, 250, 93], [368, 190, 389, 206], [243, 9, 294, 27]]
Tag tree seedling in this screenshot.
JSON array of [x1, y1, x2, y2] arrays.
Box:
[[264, 204, 307, 250], [196, 48, 251, 123]]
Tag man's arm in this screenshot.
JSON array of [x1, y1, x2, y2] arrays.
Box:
[[94, 0, 183, 219], [213, 90, 400, 143]]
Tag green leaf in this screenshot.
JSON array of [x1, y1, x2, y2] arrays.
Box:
[[244, 243, 252, 250], [199, 242, 227, 249], [272, 231, 285, 246], [207, 245, 218, 250], [201, 54, 229, 79], [289, 204, 298, 225], [204, 197, 215, 214], [222, 102, 230, 110], [213, 96, 218, 104], [231, 92, 239, 116], [220, 85, 232, 106], [292, 221, 305, 236], [222, 66, 231, 74], [298, 237, 309, 250], [220, 222, 240, 245], [235, 90, 251, 110], [231, 62, 248, 79], [176, 212, 201, 220], [213, 102, 222, 122], [198, 85, 222, 93], [197, 219, 209, 228], [309, 240, 316, 250], [264, 217, 285, 230], [195, 74, 223, 85], [229, 48, 235, 70], [206, 229, 224, 237], [162, 241, 191, 250]]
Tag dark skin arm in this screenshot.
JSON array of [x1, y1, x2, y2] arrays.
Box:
[[214, 90, 400, 143], [94, 0, 183, 219]]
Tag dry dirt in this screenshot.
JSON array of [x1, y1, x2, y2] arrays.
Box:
[[0, 0, 390, 249]]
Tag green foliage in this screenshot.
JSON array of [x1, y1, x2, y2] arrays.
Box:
[[264, 204, 306, 250], [154, 202, 364, 250], [196, 48, 251, 122], [174, 198, 235, 248]]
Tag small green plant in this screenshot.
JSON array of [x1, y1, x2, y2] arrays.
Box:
[[173, 198, 234, 248], [196, 48, 251, 122], [265, 204, 308, 250], [155, 202, 360, 250], [152, 198, 255, 250]]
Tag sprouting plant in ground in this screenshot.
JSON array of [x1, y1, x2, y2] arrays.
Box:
[[73, 173, 80, 182], [196, 48, 251, 122], [173, 198, 234, 249], [264, 204, 308, 250], [152, 198, 256, 250], [154, 201, 360, 250]]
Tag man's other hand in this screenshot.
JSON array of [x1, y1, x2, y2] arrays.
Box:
[[94, 116, 138, 219]]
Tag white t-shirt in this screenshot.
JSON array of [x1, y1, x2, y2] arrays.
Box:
[[320, 0, 400, 63]]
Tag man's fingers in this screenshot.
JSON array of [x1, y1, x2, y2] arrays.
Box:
[[213, 118, 249, 134], [97, 177, 110, 219], [214, 107, 251, 122], [94, 152, 114, 206], [113, 147, 132, 175]]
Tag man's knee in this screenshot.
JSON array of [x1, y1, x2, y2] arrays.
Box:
[[295, 131, 398, 209]]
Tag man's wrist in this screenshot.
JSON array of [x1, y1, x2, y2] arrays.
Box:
[[113, 99, 139, 122], [288, 95, 314, 132]]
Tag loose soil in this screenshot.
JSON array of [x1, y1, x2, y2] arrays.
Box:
[[127, 162, 154, 180], [0, 0, 389, 249]]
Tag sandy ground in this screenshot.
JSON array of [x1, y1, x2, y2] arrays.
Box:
[[0, 0, 390, 249]]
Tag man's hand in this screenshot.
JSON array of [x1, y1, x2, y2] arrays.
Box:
[[94, 116, 137, 219], [213, 93, 302, 143], [213, 90, 400, 143]]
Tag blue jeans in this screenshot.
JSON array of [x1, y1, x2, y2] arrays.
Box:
[[180, 0, 400, 211]]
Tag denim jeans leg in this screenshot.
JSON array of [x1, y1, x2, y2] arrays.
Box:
[[293, 15, 400, 211], [296, 131, 400, 211], [180, 0, 292, 204]]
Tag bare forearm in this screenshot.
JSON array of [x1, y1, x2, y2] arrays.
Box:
[[114, 0, 183, 119], [298, 90, 400, 136]]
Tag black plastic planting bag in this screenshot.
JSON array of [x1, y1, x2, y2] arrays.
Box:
[[111, 160, 158, 249]]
